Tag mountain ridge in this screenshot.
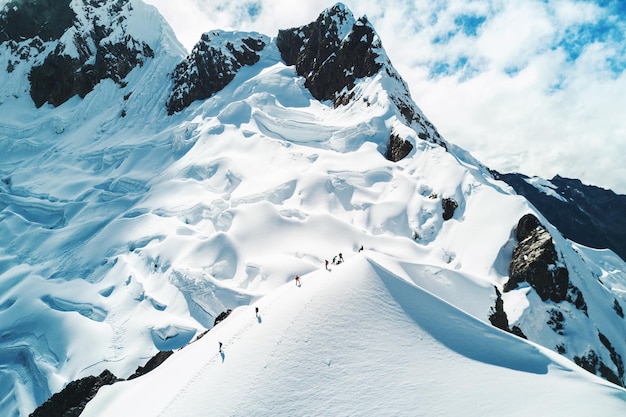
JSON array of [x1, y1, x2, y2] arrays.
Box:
[[494, 171, 626, 263], [0, 1, 625, 416]]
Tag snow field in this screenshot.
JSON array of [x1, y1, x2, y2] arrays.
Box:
[[2, 2, 626, 415], [84, 254, 626, 417]]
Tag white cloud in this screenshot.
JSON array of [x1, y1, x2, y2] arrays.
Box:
[[99, 1, 626, 193]]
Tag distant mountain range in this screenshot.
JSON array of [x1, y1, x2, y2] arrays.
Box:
[[494, 172, 626, 262]]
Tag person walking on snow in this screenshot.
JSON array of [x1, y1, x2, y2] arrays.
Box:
[[339, 253, 343, 263], [295, 275, 301, 286], [325, 259, 329, 270], [255, 306, 259, 317], [218, 341, 223, 352]]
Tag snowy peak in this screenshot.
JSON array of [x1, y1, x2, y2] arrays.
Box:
[[275, 2, 381, 103], [274, 2, 447, 159], [0, 0, 182, 107], [0, 0, 75, 43], [166, 30, 268, 115]]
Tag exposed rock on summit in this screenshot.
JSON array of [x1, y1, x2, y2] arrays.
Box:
[[0, 0, 75, 43], [276, 3, 382, 104], [276, 3, 444, 161], [28, 0, 154, 107], [166, 31, 267, 114], [0, 0, 156, 107]]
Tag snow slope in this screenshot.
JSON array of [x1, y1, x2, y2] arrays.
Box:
[[83, 254, 626, 416], [1, 2, 626, 416]]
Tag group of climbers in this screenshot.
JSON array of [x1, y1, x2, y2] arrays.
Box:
[[218, 245, 365, 354], [325, 252, 344, 270]]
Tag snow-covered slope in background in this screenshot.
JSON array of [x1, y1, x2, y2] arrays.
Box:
[[1, 1, 626, 416]]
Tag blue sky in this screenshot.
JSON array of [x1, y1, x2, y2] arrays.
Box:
[[127, 1, 626, 193]]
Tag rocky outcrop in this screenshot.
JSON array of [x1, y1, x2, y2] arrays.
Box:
[[214, 309, 233, 326], [127, 350, 174, 380], [29, 370, 119, 417], [441, 198, 458, 221], [275, 3, 447, 161], [574, 342, 624, 388], [1, 0, 156, 107], [166, 31, 267, 114], [276, 3, 382, 104], [493, 172, 626, 263], [30, 349, 176, 416], [30, 312, 227, 416], [0, 0, 75, 43], [488, 286, 527, 339], [489, 286, 509, 331], [501, 213, 626, 387], [28, 0, 154, 107], [386, 133, 413, 162], [505, 214, 576, 305]]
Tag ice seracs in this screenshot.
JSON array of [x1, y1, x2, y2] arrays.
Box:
[[1, 1, 626, 416]]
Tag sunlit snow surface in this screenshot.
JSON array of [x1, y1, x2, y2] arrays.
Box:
[[83, 255, 626, 417], [1, 2, 626, 416]]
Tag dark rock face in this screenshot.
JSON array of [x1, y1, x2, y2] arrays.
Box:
[[127, 350, 174, 380], [275, 3, 448, 159], [506, 214, 588, 312], [489, 287, 527, 338], [166, 31, 267, 114], [514, 212, 541, 242], [0, 0, 75, 43], [494, 172, 626, 262], [489, 286, 509, 331], [574, 347, 623, 387], [214, 309, 233, 326], [29, 0, 155, 108], [1, 0, 157, 107], [31, 350, 175, 416], [505, 214, 572, 304], [502, 214, 626, 387], [29, 370, 118, 417], [441, 198, 458, 221], [276, 4, 382, 104], [546, 309, 565, 335], [386, 133, 413, 162], [599, 332, 625, 383], [614, 299, 624, 318]]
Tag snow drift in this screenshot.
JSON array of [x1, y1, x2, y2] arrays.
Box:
[[0, 1, 625, 416]]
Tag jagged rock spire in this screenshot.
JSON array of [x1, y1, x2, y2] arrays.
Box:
[[166, 31, 267, 115], [276, 3, 383, 105]]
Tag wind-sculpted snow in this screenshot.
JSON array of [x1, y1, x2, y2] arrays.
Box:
[[83, 255, 626, 417], [2, 3, 626, 416]]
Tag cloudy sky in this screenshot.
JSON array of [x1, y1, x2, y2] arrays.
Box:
[[149, 0, 625, 193]]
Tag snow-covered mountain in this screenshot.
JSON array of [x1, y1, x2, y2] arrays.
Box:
[[494, 171, 626, 263], [1, 1, 625, 416]]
